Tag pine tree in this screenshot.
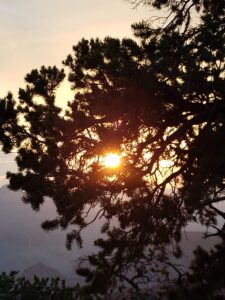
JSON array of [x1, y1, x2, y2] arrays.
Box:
[[0, 0, 225, 297]]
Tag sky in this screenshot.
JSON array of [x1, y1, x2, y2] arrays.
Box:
[[0, 0, 151, 186], [0, 0, 150, 97]]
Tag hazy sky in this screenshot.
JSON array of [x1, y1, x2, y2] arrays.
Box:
[[0, 0, 151, 186], [0, 0, 150, 96]]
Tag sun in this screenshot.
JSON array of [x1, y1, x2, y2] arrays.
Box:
[[102, 153, 121, 168]]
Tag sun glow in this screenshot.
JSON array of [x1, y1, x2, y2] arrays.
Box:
[[102, 153, 121, 168]]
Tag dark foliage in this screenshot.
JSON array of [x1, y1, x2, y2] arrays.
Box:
[[163, 242, 225, 299], [0, 0, 225, 298], [0, 272, 84, 300]]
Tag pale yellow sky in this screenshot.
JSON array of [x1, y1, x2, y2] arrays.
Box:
[[0, 0, 150, 98]]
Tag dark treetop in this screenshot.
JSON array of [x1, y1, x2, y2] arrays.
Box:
[[1, 0, 225, 297]]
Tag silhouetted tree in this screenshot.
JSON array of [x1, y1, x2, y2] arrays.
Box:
[[0, 271, 84, 300], [0, 0, 224, 297], [163, 242, 225, 299]]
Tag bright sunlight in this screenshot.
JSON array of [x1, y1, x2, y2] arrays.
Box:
[[102, 153, 121, 168]]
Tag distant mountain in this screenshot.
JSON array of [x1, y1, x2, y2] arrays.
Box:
[[0, 185, 220, 283], [23, 262, 64, 281], [0, 185, 98, 283]]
